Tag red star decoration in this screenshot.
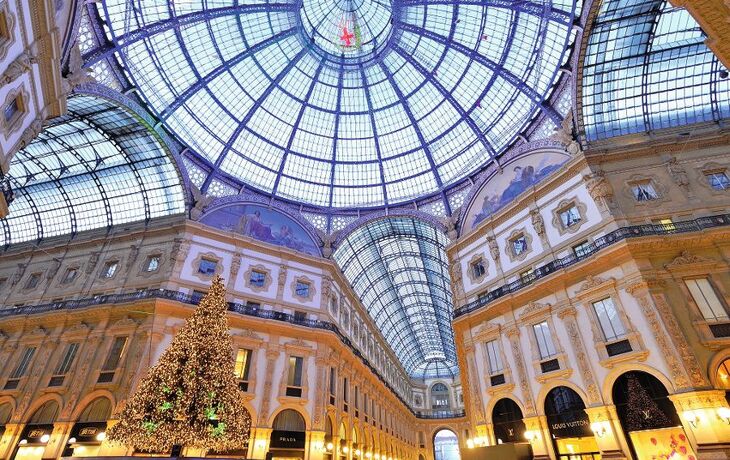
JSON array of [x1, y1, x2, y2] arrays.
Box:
[[340, 27, 355, 47]]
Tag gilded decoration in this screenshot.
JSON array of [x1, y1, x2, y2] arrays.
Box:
[[504, 326, 536, 416], [551, 197, 588, 236], [244, 264, 272, 293], [664, 250, 717, 271], [582, 170, 616, 210], [557, 306, 600, 403], [0, 1, 16, 61]]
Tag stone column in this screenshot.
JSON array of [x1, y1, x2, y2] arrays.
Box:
[[0, 423, 23, 460], [250, 427, 272, 459], [669, 390, 730, 459], [308, 430, 326, 460], [44, 421, 74, 460], [557, 306, 601, 405], [505, 326, 536, 416], [583, 405, 629, 459], [523, 415, 551, 460]]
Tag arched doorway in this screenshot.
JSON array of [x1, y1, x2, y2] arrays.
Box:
[[269, 409, 306, 460], [338, 422, 347, 460], [324, 416, 334, 460], [544, 387, 598, 460], [716, 358, 730, 404], [14, 400, 59, 460], [430, 384, 451, 410], [613, 371, 693, 460], [433, 429, 460, 460], [64, 397, 112, 457], [491, 398, 526, 444]]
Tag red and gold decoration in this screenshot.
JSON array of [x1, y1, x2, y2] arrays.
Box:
[[108, 276, 251, 452]]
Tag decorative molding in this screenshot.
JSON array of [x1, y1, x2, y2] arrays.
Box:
[[1, 51, 33, 85], [696, 161, 729, 195], [519, 301, 551, 321], [291, 275, 316, 302], [530, 207, 547, 245], [244, 264, 272, 293], [583, 170, 616, 210], [505, 227, 532, 263], [666, 156, 691, 197], [576, 275, 614, 296], [466, 253, 488, 284], [504, 326, 536, 416], [551, 197, 588, 236], [111, 316, 139, 330], [623, 174, 669, 206], [190, 251, 222, 282], [664, 250, 716, 271], [1, 85, 29, 137], [0, 1, 17, 61], [559, 310, 600, 403]]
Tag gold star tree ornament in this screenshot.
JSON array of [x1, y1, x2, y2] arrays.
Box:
[[107, 275, 251, 453]]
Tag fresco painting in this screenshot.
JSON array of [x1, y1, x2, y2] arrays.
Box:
[[201, 204, 320, 256], [467, 151, 570, 230]]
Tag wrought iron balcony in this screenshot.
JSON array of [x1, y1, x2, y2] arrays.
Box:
[[454, 213, 730, 318]]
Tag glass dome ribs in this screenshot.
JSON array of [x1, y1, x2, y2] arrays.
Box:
[[96, 0, 580, 210], [333, 217, 458, 379], [581, 0, 730, 142], [0, 95, 186, 247]]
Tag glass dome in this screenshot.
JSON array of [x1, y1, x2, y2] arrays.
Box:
[[99, 0, 579, 209]]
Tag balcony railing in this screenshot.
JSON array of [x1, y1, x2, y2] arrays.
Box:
[[0, 287, 461, 419], [413, 409, 466, 419], [454, 213, 730, 318]]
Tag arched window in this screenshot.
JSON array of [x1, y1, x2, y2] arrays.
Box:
[[613, 371, 692, 459], [491, 398, 525, 444], [433, 429, 459, 460], [270, 409, 306, 452], [28, 400, 59, 425], [78, 397, 112, 423], [430, 383, 451, 410], [0, 403, 11, 436], [716, 358, 730, 390], [65, 397, 113, 457], [544, 387, 598, 460]]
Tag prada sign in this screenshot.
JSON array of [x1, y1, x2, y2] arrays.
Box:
[[270, 430, 306, 449]]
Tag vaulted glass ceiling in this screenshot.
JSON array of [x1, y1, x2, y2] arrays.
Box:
[[0, 95, 185, 247], [334, 217, 457, 379], [96, 0, 580, 209], [582, 0, 730, 141]]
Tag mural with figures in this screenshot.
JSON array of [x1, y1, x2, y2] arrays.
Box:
[[201, 204, 320, 256], [464, 150, 570, 230]]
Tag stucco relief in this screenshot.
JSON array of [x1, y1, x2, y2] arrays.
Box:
[[557, 307, 600, 404], [505, 326, 535, 416]]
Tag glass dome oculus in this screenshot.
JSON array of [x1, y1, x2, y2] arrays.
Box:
[[100, 0, 580, 209]]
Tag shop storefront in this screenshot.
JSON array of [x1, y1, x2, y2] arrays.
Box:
[[613, 371, 694, 460], [544, 387, 600, 460], [324, 417, 334, 460], [491, 398, 526, 444], [0, 403, 10, 439], [63, 397, 112, 457], [12, 401, 59, 460], [267, 410, 307, 460]]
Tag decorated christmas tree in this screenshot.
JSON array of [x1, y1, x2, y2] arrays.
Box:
[[624, 373, 671, 432], [108, 276, 251, 453]]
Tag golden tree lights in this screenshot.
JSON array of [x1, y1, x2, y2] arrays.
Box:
[[107, 276, 251, 452]]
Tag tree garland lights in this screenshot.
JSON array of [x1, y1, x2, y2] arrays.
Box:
[[108, 276, 251, 453]]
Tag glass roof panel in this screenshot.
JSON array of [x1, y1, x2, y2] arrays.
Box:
[[582, 0, 730, 141], [97, 0, 579, 209], [0, 96, 186, 247], [334, 217, 457, 379]]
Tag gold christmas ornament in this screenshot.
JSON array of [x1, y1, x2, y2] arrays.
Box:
[[108, 276, 251, 452]]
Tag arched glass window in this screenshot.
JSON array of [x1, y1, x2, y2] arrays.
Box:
[[430, 383, 451, 409], [491, 398, 525, 444], [272, 409, 306, 432], [544, 387, 597, 459], [77, 397, 112, 423], [716, 358, 730, 390], [28, 401, 59, 425], [433, 429, 459, 460]]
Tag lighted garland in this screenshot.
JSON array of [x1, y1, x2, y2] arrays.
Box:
[[108, 276, 251, 452]]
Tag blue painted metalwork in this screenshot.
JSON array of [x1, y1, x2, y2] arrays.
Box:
[[334, 217, 458, 379], [96, 0, 579, 210], [581, 0, 730, 141], [0, 95, 186, 247]]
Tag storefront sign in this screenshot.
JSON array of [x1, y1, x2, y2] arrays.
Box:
[[270, 430, 305, 449], [493, 421, 526, 443], [20, 424, 54, 444], [69, 422, 107, 444], [547, 412, 592, 438]]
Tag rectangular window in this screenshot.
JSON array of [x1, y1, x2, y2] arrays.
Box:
[[294, 311, 306, 322], [632, 182, 658, 201], [471, 259, 486, 278], [485, 340, 503, 374], [234, 348, 252, 381], [685, 278, 728, 321], [49, 343, 79, 386], [25, 273, 41, 289], [330, 297, 338, 314], [511, 235, 527, 256], [62, 268, 78, 284], [592, 297, 627, 342], [343, 377, 349, 402], [198, 258, 217, 275], [559, 205, 581, 228], [144, 256, 160, 272], [249, 270, 266, 287], [329, 367, 336, 402], [572, 241, 591, 258], [101, 261, 118, 279], [533, 322, 557, 360], [98, 337, 128, 383], [295, 281, 310, 297], [706, 171, 730, 190], [11, 347, 35, 378], [286, 356, 303, 397], [3, 96, 19, 123]]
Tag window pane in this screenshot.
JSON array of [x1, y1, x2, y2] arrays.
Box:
[[533, 322, 556, 359], [288, 356, 303, 386], [102, 337, 128, 370], [11, 347, 36, 378], [686, 278, 728, 321], [592, 298, 626, 341], [485, 340, 503, 373], [234, 348, 252, 380], [55, 343, 79, 375]]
